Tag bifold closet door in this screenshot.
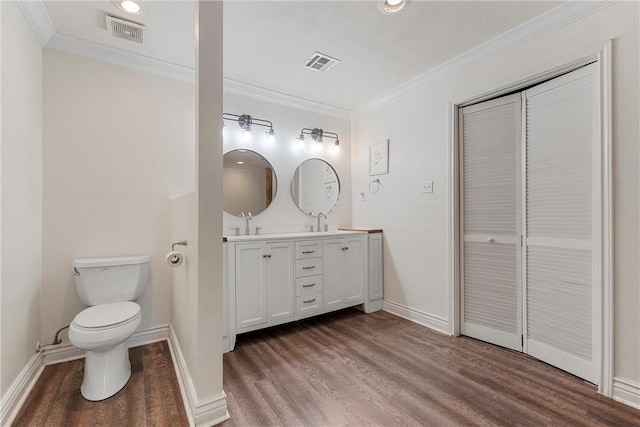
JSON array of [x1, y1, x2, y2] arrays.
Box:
[[524, 63, 598, 383], [460, 94, 522, 352]]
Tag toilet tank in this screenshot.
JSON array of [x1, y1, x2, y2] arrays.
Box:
[[72, 256, 150, 306]]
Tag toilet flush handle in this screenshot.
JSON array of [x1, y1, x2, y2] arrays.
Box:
[[73, 267, 80, 276]]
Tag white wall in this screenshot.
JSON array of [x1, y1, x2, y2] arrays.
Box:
[[41, 50, 195, 345], [352, 2, 639, 385], [0, 0, 43, 397], [223, 92, 351, 234]]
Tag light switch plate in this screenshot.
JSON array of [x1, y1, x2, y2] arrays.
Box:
[[421, 180, 433, 194]]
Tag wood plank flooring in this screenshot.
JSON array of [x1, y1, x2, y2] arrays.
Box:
[[12, 341, 188, 427], [222, 308, 640, 427]]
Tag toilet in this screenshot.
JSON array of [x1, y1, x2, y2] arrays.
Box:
[[68, 255, 150, 401]]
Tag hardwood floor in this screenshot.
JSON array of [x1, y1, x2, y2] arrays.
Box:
[[11, 311, 640, 426], [12, 341, 188, 427], [222, 308, 640, 427]]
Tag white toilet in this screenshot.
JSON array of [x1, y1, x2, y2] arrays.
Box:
[[68, 255, 150, 401]]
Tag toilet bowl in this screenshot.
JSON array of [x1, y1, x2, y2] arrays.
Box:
[[69, 301, 142, 401], [68, 255, 149, 401]]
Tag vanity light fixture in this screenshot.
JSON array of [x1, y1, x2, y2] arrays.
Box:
[[115, 0, 142, 15], [297, 128, 340, 148], [222, 113, 275, 144]]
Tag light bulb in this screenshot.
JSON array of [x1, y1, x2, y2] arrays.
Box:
[[116, 0, 142, 14], [242, 129, 251, 144]]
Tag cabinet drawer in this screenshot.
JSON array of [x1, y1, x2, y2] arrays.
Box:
[[297, 293, 322, 317], [295, 257, 322, 277], [296, 275, 323, 296], [295, 240, 322, 259]]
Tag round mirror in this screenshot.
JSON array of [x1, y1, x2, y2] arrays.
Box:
[[291, 158, 340, 216], [223, 149, 277, 216]]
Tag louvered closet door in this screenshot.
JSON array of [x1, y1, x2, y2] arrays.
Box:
[[524, 64, 598, 383], [460, 94, 522, 352]]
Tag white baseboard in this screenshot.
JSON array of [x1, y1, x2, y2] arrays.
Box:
[[613, 377, 640, 409], [383, 300, 450, 335], [168, 325, 230, 427], [0, 351, 45, 426], [42, 324, 170, 365]]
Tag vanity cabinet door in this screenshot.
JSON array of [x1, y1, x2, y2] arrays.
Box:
[[266, 241, 295, 322], [344, 235, 365, 304], [235, 243, 267, 329], [323, 238, 346, 309], [323, 235, 366, 309]]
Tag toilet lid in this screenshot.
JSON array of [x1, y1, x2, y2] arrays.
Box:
[[74, 302, 140, 328]]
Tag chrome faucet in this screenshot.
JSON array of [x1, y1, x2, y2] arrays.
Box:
[[240, 212, 252, 235], [316, 212, 326, 232]]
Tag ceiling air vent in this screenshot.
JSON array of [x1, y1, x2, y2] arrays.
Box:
[[106, 15, 145, 44], [304, 52, 340, 73]]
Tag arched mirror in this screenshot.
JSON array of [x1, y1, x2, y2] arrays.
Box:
[[223, 149, 277, 216], [291, 158, 340, 216]]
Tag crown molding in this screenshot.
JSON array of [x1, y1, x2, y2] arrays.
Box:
[[223, 78, 351, 120], [16, 0, 55, 46], [44, 32, 350, 118], [354, 0, 618, 116], [46, 33, 197, 83], [18, 0, 350, 118], [45, 33, 350, 119], [19, 0, 616, 120]]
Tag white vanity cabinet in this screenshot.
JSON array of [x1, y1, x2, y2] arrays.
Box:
[[225, 231, 381, 352], [233, 241, 294, 331]]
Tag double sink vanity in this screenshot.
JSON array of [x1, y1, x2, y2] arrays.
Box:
[[223, 230, 383, 352], [221, 146, 383, 352]]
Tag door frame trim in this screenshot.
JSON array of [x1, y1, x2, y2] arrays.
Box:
[[448, 41, 612, 395]]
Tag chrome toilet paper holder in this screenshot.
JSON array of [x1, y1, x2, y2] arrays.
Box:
[[171, 240, 188, 251]]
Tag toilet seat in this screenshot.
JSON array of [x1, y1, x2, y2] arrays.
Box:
[[73, 301, 140, 330]]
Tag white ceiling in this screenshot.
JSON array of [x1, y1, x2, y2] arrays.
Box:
[[43, 1, 563, 110]]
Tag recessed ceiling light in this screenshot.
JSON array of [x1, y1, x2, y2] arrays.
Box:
[[378, 0, 410, 14], [115, 0, 142, 15], [237, 161, 244, 165]]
